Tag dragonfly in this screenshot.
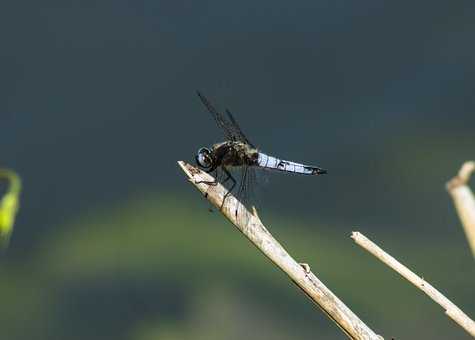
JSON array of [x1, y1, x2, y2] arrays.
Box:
[[195, 91, 327, 211]]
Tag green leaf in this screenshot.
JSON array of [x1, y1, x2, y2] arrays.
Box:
[[0, 169, 22, 248]]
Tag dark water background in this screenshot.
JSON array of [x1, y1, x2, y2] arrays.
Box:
[[1, 1, 474, 339]]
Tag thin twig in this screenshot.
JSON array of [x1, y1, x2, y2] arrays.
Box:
[[351, 231, 475, 337], [446, 161, 475, 257], [178, 161, 383, 340]]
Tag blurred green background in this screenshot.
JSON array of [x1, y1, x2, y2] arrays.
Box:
[[1, 1, 474, 339]]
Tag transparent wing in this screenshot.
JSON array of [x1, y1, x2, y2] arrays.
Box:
[[196, 91, 235, 141], [196, 91, 254, 146], [225, 109, 255, 147], [236, 165, 257, 209]]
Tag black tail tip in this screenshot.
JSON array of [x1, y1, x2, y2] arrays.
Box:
[[316, 168, 327, 175]]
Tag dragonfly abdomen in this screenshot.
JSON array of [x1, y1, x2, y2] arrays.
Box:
[[256, 152, 327, 175]]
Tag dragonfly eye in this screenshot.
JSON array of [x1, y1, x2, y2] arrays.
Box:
[[196, 147, 213, 169]]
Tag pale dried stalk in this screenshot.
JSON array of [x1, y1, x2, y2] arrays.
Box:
[[446, 161, 475, 257], [351, 232, 475, 337], [178, 161, 383, 340]]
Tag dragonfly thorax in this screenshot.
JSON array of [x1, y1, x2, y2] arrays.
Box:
[[213, 141, 259, 168]]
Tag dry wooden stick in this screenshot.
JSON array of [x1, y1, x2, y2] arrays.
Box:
[[351, 231, 475, 337], [446, 161, 475, 257], [178, 161, 383, 340]]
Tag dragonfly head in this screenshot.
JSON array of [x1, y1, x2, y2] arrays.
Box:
[[196, 147, 215, 170]]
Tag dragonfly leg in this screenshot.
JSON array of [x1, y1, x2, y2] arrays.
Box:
[[220, 168, 236, 210]]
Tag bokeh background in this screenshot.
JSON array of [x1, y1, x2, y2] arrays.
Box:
[[1, 1, 475, 339]]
